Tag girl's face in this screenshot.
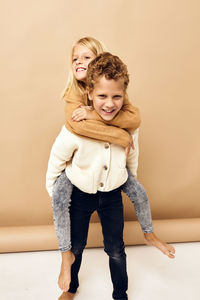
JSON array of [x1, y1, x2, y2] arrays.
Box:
[[72, 44, 96, 82]]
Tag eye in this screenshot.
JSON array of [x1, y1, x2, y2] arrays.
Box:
[[72, 58, 77, 62], [98, 94, 106, 98], [114, 95, 122, 99], [85, 56, 91, 59]]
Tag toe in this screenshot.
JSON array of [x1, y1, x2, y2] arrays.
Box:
[[165, 249, 175, 258], [166, 244, 176, 254], [169, 253, 175, 258], [169, 246, 176, 254]]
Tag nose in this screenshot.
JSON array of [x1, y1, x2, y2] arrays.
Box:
[[105, 98, 114, 108], [76, 57, 83, 65]]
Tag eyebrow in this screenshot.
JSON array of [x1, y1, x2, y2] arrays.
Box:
[[97, 93, 123, 96], [73, 52, 92, 57]]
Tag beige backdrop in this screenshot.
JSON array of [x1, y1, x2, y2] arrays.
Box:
[[1, 0, 200, 252]]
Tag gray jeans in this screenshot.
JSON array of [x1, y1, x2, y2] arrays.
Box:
[[52, 169, 153, 252]]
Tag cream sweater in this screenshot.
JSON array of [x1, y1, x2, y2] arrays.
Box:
[[46, 126, 139, 197]]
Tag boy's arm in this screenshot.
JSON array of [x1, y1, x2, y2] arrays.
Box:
[[46, 127, 77, 197], [64, 89, 131, 148], [126, 129, 139, 176]]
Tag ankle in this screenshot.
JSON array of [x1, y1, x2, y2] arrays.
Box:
[[61, 250, 74, 260], [144, 232, 156, 240]]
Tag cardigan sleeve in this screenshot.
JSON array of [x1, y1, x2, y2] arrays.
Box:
[[46, 127, 77, 197], [63, 89, 140, 148], [126, 129, 139, 176]]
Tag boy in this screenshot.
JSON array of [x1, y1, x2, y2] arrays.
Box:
[[46, 52, 173, 300]]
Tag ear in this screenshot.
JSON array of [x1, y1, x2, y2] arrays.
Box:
[[87, 89, 93, 101]]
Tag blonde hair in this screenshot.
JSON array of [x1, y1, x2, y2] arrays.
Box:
[[63, 37, 107, 98]]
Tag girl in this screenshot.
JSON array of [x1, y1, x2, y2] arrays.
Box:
[[49, 37, 175, 293]]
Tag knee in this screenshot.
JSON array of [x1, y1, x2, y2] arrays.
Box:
[[52, 172, 73, 208], [54, 171, 72, 193], [72, 241, 86, 257], [104, 242, 126, 259], [123, 182, 148, 204]]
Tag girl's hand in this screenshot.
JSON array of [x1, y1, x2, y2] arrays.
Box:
[[71, 106, 94, 121], [125, 134, 134, 157]]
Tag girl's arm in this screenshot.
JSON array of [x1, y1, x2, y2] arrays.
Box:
[[46, 127, 77, 197], [63, 89, 140, 148]]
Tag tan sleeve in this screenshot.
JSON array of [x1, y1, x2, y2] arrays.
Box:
[[63, 89, 132, 148]]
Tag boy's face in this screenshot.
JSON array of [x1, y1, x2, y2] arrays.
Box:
[[88, 76, 125, 121], [72, 44, 96, 82]]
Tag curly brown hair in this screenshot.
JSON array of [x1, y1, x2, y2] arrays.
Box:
[[86, 52, 129, 91]]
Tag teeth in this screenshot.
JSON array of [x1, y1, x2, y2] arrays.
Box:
[[77, 68, 85, 71], [103, 109, 114, 113]]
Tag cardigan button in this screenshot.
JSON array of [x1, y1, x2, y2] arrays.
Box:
[[103, 165, 108, 170], [104, 143, 109, 149], [100, 182, 104, 187]]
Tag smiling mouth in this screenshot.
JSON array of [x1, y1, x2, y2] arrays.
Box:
[[76, 67, 86, 72], [102, 109, 115, 114]]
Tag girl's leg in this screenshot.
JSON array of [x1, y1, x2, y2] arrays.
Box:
[[58, 253, 82, 300], [52, 170, 75, 291], [122, 169, 153, 233], [122, 169, 175, 259]]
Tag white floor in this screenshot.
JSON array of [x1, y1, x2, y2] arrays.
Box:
[[1, 242, 200, 300]]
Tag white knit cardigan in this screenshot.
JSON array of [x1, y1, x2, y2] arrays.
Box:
[[46, 126, 139, 197]]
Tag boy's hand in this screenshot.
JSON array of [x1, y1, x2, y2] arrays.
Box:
[[71, 106, 94, 121], [125, 134, 134, 157]]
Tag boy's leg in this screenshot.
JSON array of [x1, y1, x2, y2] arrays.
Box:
[[122, 169, 175, 258], [68, 186, 97, 294], [52, 171, 75, 291], [97, 187, 128, 300]]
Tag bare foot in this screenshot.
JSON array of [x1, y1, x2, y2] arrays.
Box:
[[58, 291, 76, 300], [58, 250, 75, 292], [144, 232, 175, 259]]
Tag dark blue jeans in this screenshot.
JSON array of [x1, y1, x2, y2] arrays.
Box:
[[52, 169, 153, 252], [68, 185, 128, 300]]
